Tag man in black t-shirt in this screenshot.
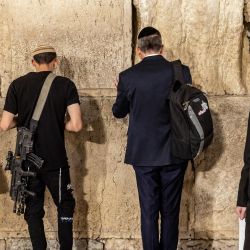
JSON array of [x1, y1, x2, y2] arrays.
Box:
[[0, 45, 83, 250]]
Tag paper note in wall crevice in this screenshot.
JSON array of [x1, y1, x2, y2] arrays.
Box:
[[239, 219, 246, 250]]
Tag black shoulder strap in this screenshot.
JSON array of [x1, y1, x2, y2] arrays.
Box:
[[172, 60, 185, 84]]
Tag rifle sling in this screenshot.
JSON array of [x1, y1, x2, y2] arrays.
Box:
[[30, 73, 56, 131]]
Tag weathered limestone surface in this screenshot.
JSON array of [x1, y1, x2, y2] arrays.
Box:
[[5, 239, 88, 250], [0, 0, 250, 249], [1, 238, 241, 250], [134, 0, 245, 95], [0, 240, 6, 249], [245, 0, 250, 22], [0, 0, 131, 97], [0, 97, 248, 244], [0, 98, 192, 240], [104, 239, 142, 250], [178, 240, 238, 250], [194, 97, 250, 240], [242, 0, 250, 92]]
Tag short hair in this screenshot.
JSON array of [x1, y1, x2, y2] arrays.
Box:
[[33, 52, 57, 64], [137, 26, 162, 53]]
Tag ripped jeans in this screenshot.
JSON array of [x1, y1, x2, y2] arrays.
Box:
[[24, 168, 75, 250]]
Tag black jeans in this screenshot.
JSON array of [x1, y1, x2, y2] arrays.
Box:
[[24, 168, 75, 250], [133, 163, 187, 250]]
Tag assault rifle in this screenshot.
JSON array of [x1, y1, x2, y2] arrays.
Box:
[[4, 73, 55, 215], [5, 127, 44, 215]]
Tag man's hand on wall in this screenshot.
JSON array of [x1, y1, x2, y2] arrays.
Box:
[[236, 206, 247, 220], [114, 77, 118, 89]]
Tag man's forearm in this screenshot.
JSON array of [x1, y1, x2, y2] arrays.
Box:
[[0, 116, 17, 132], [65, 120, 74, 132]]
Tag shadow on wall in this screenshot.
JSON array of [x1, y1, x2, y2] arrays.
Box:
[[196, 109, 225, 172], [67, 97, 107, 240], [59, 56, 75, 80], [57, 55, 89, 88], [0, 163, 8, 194], [180, 109, 225, 250], [45, 96, 107, 248], [59, 56, 107, 247], [179, 109, 225, 250]]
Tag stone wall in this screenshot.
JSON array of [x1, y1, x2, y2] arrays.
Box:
[[0, 0, 249, 249]]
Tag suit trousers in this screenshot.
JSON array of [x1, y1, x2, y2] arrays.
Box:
[[24, 168, 75, 250], [133, 163, 187, 250]]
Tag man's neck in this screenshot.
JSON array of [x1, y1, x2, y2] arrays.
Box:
[[35, 64, 54, 72], [144, 53, 161, 58]]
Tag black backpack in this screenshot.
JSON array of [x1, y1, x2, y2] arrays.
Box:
[[169, 60, 213, 160]]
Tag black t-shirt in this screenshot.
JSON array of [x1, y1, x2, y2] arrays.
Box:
[[4, 71, 80, 171]]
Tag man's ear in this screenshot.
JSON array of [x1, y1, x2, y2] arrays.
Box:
[[31, 59, 36, 67], [51, 58, 58, 69], [54, 58, 59, 67], [137, 48, 144, 60]]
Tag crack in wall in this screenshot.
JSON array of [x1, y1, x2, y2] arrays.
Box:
[[97, 175, 106, 239], [131, 1, 139, 65], [242, 0, 250, 93]]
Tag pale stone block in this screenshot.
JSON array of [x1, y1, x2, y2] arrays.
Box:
[[0, 0, 132, 97], [0, 240, 6, 250], [104, 239, 142, 250], [6, 238, 32, 250], [134, 0, 245, 95], [74, 239, 88, 250], [178, 240, 238, 250], [88, 239, 104, 250]]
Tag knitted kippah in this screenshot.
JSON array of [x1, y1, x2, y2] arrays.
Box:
[[138, 26, 161, 39], [32, 45, 56, 57]]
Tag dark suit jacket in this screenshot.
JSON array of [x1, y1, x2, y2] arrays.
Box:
[[112, 55, 192, 166], [237, 113, 250, 207]]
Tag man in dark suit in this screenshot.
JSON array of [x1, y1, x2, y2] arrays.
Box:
[[236, 114, 250, 249], [112, 27, 192, 250]]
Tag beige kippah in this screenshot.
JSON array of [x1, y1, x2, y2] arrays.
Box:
[[32, 45, 56, 57]]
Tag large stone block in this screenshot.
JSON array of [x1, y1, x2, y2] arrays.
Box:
[[0, 240, 6, 249], [193, 96, 250, 239], [5, 238, 87, 250], [178, 240, 238, 250], [104, 239, 142, 250], [0, 97, 192, 239], [0, 0, 132, 97], [88, 239, 104, 250], [0, 95, 248, 244], [6, 238, 32, 250], [133, 0, 245, 95]]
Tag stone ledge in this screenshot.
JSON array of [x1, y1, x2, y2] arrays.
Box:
[[5, 238, 88, 250], [1, 238, 240, 250], [178, 240, 238, 250]]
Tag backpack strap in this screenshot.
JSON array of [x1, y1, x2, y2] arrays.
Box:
[[30, 73, 57, 132], [172, 60, 185, 84]]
